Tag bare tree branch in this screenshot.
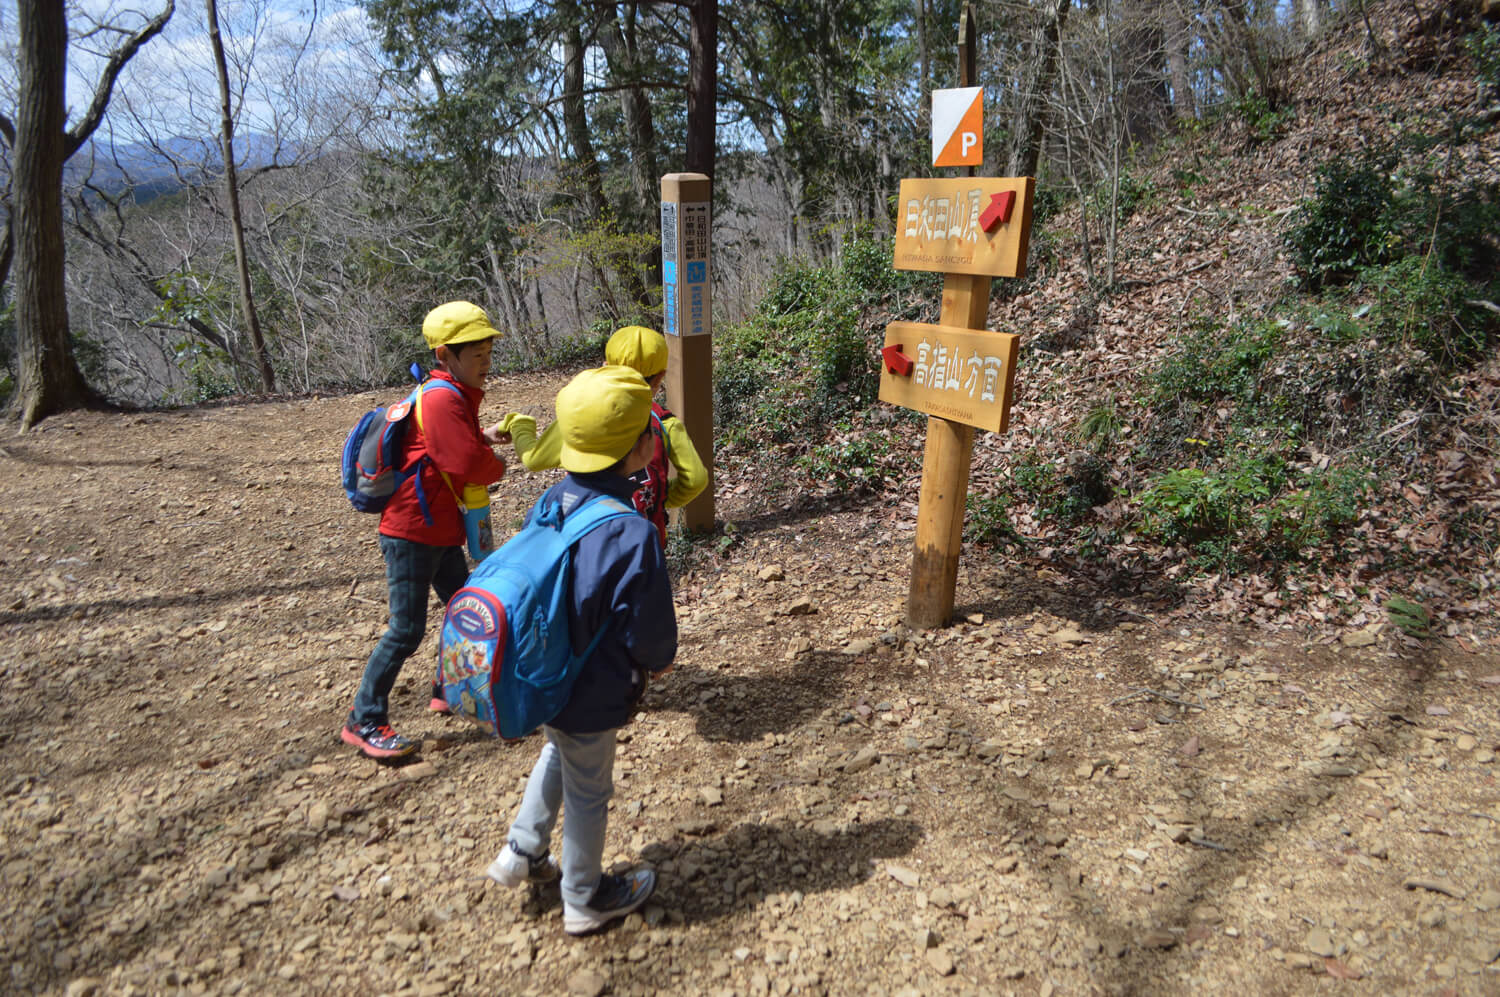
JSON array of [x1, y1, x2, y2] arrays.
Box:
[[64, 1, 176, 159]]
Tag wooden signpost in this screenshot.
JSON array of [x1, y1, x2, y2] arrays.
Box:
[[660, 172, 715, 531], [885, 6, 1036, 629]]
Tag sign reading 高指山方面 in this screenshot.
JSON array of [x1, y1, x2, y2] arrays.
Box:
[[877, 321, 1019, 434], [893, 176, 1034, 279], [661, 198, 711, 337], [931, 87, 983, 168]]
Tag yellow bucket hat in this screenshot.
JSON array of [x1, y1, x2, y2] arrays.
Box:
[[422, 301, 503, 350], [555, 365, 653, 473], [604, 325, 669, 378]]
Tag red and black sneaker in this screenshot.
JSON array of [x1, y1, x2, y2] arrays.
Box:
[[341, 719, 418, 759], [429, 682, 451, 715]]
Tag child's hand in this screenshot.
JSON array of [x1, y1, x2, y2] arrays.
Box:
[[483, 422, 512, 446]]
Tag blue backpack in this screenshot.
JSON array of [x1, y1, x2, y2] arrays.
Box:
[[341, 377, 461, 523], [436, 494, 637, 739]]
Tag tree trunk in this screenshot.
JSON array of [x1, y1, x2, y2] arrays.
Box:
[[1006, 0, 1071, 179], [559, 1, 643, 315], [686, 0, 717, 178], [12, 0, 172, 429], [14, 0, 91, 430], [598, 2, 660, 305], [1296, 0, 1322, 38], [1165, 0, 1195, 121], [207, 0, 276, 393], [917, 0, 929, 137]]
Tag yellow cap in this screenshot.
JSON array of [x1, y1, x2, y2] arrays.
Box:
[[555, 366, 652, 473], [604, 325, 669, 377], [422, 301, 503, 350]]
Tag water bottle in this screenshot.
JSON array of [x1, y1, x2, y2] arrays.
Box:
[[462, 483, 495, 561]]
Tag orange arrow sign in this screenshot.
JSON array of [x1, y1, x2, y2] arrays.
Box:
[[978, 190, 1015, 232], [881, 343, 915, 377]]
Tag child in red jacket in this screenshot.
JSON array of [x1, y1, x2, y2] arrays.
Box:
[[342, 302, 511, 760]]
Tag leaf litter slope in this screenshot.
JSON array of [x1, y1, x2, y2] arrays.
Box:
[[1, 367, 1498, 995]]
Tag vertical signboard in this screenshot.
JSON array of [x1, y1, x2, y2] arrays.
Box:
[[660, 172, 715, 531], [661, 193, 711, 337]]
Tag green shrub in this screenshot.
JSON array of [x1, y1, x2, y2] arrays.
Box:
[[1256, 464, 1370, 558], [1135, 452, 1285, 546], [798, 430, 887, 492], [1360, 257, 1489, 367], [1384, 595, 1431, 637], [715, 235, 916, 449], [1093, 168, 1156, 225], [965, 492, 1018, 547], [1288, 139, 1500, 295], [1286, 148, 1400, 290], [1075, 394, 1124, 451], [1150, 317, 1281, 409], [1233, 90, 1296, 145], [1469, 24, 1500, 91], [1382, 150, 1500, 283]]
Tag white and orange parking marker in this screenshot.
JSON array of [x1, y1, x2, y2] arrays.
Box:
[[931, 87, 983, 168]]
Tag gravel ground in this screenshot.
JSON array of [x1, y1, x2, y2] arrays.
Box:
[[1, 376, 1498, 996]]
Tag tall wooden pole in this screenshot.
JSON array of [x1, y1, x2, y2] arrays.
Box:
[[907, 5, 985, 629]]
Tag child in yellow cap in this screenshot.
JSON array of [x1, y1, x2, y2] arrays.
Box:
[[501, 326, 707, 548], [486, 365, 677, 935], [342, 301, 512, 761]]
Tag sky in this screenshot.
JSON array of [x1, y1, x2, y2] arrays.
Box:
[[1, 0, 389, 151]]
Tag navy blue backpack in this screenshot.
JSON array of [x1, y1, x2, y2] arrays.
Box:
[[340, 376, 461, 523]]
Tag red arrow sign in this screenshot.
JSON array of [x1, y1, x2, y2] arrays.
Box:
[[882, 343, 915, 377], [978, 190, 1015, 232]]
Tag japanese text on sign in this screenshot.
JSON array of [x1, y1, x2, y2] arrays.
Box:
[[682, 203, 709, 262], [903, 189, 986, 248], [892, 177, 1034, 279], [877, 321, 1020, 433], [911, 338, 1008, 402]]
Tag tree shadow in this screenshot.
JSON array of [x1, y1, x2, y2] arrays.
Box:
[[0, 573, 355, 628], [642, 817, 924, 926], [649, 651, 855, 744], [953, 544, 1191, 635], [926, 636, 1460, 993]]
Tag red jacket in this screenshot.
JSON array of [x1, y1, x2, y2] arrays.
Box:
[[379, 370, 506, 546], [627, 403, 672, 548]]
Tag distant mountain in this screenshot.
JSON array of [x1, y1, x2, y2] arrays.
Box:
[[60, 133, 298, 202]]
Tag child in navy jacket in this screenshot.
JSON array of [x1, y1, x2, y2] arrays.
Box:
[[486, 365, 677, 935]]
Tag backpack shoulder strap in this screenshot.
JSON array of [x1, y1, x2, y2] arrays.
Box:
[[557, 494, 637, 545], [413, 379, 465, 506]]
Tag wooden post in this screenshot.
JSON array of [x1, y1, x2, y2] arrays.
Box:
[[907, 273, 990, 628], [660, 172, 715, 532], [906, 6, 988, 628]]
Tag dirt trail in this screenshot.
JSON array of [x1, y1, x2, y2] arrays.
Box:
[[1, 377, 1498, 996]]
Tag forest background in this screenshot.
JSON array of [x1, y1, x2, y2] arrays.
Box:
[[1, 0, 1498, 636]]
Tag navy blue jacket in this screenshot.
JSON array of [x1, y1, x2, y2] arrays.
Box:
[[529, 471, 677, 733]]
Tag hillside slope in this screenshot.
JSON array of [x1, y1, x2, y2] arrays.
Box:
[[713, 0, 1498, 644]]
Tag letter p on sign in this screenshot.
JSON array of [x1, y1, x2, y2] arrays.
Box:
[[932, 87, 983, 168]]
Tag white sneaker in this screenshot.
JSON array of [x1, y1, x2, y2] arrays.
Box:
[[563, 869, 656, 935], [485, 842, 558, 887]]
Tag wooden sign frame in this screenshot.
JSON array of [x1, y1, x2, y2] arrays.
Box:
[[878, 322, 1019, 433], [893, 176, 1034, 279]]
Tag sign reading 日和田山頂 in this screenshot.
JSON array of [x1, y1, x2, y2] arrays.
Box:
[[893, 176, 1034, 279]]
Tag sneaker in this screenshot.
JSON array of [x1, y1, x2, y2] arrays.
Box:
[[429, 682, 451, 715], [485, 842, 560, 887], [340, 719, 418, 759], [563, 869, 656, 935]]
